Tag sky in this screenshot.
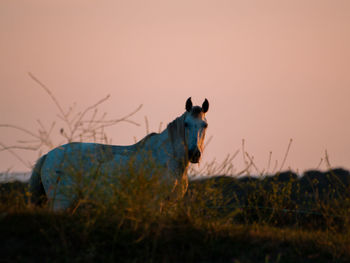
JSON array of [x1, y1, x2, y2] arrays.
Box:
[[1, 0, 350, 174]]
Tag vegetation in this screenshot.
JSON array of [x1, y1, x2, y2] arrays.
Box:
[[0, 167, 349, 263], [1, 75, 349, 262]]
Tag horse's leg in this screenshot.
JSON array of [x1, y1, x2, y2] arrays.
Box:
[[51, 193, 73, 211], [29, 154, 48, 206], [46, 171, 76, 211]]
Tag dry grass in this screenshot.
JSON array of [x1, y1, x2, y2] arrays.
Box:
[[0, 167, 349, 262], [1, 76, 349, 262]]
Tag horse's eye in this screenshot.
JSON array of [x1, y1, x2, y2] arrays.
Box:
[[203, 123, 208, 128], [184, 122, 189, 128]]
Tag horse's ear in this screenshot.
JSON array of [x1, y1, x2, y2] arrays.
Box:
[[185, 97, 192, 112], [202, 98, 209, 113]]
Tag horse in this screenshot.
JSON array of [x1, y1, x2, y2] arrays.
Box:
[[29, 97, 209, 211]]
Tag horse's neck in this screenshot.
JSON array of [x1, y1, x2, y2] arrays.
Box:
[[143, 129, 189, 175]]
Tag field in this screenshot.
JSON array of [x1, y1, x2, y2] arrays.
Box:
[[1, 84, 349, 262], [1, 168, 349, 263]]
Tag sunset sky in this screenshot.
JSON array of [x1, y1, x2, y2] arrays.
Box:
[[1, 0, 350, 173]]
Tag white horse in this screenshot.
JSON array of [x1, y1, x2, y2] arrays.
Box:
[[29, 97, 209, 210]]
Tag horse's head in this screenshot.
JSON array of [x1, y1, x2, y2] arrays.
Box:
[[184, 97, 209, 163]]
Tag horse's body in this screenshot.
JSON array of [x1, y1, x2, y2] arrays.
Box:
[[29, 98, 209, 210]]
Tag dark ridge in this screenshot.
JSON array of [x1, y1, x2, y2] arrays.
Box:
[[189, 168, 350, 199], [0, 181, 29, 203], [187, 168, 350, 228], [0, 180, 28, 194]]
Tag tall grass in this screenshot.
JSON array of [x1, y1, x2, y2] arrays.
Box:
[[1, 150, 349, 262], [1, 163, 349, 262], [0, 76, 349, 262]]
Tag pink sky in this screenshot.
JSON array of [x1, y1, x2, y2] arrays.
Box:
[[1, 0, 350, 173]]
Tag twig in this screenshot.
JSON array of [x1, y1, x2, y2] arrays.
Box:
[[279, 138, 293, 172], [241, 139, 248, 167], [316, 158, 324, 170], [324, 150, 332, 169], [266, 151, 272, 175], [245, 152, 262, 176], [28, 72, 67, 120], [1, 73, 143, 170], [0, 144, 39, 151], [0, 142, 32, 168], [272, 160, 278, 175], [144, 116, 149, 135], [73, 94, 111, 135], [0, 124, 41, 139]]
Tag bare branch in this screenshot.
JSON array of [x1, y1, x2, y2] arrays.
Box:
[[17, 139, 41, 144], [0, 124, 41, 139], [0, 142, 32, 168], [272, 160, 278, 174], [73, 94, 111, 134], [144, 116, 149, 135], [236, 160, 254, 176], [0, 144, 39, 151], [2, 74, 143, 170], [316, 158, 324, 170], [325, 150, 332, 169], [28, 72, 67, 119], [279, 138, 293, 172], [245, 152, 262, 176], [266, 151, 272, 175]]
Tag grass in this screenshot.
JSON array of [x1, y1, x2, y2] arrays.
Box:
[[1, 76, 349, 262], [0, 167, 349, 263], [0, 211, 344, 263]]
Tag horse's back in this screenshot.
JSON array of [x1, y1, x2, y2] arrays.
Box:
[[46, 142, 125, 163], [43, 142, 136, 178], [39, 142, 133, 210]]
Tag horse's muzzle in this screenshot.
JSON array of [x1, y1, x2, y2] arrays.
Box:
[[188, 148, 201, 163]]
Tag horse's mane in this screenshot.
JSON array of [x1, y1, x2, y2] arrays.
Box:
[[167, 113, 186, 148], [134, 132, 158, 148], [133, 113, 187, 153]]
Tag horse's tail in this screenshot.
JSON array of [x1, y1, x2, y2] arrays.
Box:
[[29, 154, 47, 206]]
